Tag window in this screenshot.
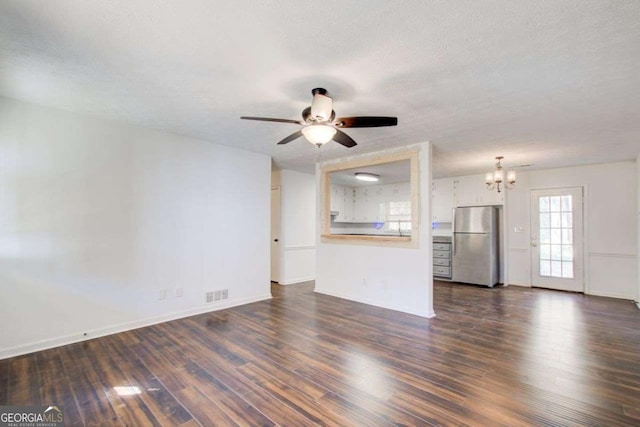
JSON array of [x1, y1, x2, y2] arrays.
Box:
[[386, 201, 412, 233], [538, 195, 574, 278]]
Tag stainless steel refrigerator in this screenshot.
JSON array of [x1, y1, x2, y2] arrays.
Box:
[[452, 206, 499, 287]]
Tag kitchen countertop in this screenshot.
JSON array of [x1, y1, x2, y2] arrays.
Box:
[[433, 236, 452, 243], [334, 233, 390, 236]]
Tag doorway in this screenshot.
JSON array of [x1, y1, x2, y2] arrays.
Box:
[[530, 187, 584, 292], [271, 187, 281, 283]]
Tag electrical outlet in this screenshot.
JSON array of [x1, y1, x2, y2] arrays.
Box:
[[175, 287, 183, 298], [206, 292, 214, 303], [158, 289, 167, 300], [221, 289, 228, 300], [214, 290, 222, 301]]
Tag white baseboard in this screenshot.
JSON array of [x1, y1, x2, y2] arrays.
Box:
[[507, 282, 532, 288], [636, 301, 640, 310], [586, 289, 636, 301], [0, 294, 272, 360], [314, 288, 436, 319]]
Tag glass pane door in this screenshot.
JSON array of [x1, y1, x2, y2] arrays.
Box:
[[538, 195, 574, 278], [530, 187, 584, 292]]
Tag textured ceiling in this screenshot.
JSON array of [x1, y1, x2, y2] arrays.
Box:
[[1, 1, 639, 177]]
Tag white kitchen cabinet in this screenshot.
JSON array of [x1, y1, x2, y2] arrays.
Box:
[[342, 186, 354, 221], [454, 174, 504, 207], [330, 184, 340, 211], [353, 187, 367, 221], [432, 178, 454, 222], [353, 186, 383, 222], [388, 183, 410, 201], [330, 184, 354, 222], [330, 184, 344, 220], [370, 186, 385, 222], [331, 182, 410, 223]]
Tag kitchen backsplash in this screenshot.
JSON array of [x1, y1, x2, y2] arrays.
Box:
[[432, 221, 452, 237], [330, 222, 397, 236]]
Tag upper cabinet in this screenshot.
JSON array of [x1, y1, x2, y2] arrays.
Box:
[[332, 182, 410, 223], [432, 178, 455, 222], [352, 187, 369, 222], [454, 174, 504, 207], [431, 174, 504, 224], [330, 184, 351, 222]]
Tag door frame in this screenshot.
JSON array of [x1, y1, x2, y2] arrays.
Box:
[[529, 185, 588, 292], [271, 186, 282, 283]]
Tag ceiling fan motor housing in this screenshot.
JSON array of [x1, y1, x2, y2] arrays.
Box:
[[311, 88, 333, 122]]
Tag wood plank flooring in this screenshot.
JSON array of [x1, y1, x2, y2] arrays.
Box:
[[2, 281, 640, 426]]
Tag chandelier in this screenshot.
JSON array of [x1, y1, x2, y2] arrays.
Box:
[[485, 156, 516, 193]]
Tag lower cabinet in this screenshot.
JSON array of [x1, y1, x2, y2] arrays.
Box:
[[433, 242, 452, 279]]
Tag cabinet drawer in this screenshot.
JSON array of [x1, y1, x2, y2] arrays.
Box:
[[433, 250, 450, 259], [433, 243, 451, 251], [433, 258, 450, 267], [434, 266, 451, 277]]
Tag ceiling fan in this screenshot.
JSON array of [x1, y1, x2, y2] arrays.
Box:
[[240, 88, 398, 148]]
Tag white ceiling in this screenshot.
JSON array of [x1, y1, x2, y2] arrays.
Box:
[[1, 1, 639, 178]]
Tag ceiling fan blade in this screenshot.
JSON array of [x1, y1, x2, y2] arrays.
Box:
[[241, 116, 302, 124], [335, 116, 398, 128], [332, 130, 357, 148], [277, 130, 303, 145]]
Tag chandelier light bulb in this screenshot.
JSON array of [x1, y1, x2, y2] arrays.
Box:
[[494, 169, 504, 183]]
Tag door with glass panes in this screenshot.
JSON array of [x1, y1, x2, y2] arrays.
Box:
[[530, 187, 584, 292]]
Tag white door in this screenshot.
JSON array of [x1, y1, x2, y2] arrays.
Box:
[[270, 187, 281, 283], [530, 187, 584, 292]]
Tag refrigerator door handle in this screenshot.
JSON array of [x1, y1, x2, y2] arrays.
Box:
[[451, 208, 456, 255]]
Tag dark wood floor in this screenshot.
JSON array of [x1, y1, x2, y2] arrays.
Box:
[[2, 281, 640, 426]]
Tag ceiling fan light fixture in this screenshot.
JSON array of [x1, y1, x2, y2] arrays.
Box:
[[301, 124, 336, 146], [355, 172, 380, 182]]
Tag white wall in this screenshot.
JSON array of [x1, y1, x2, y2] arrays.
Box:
[[0, 97, 271, 359], [637, 153, 640, 304], [273, 169, 316, 285], [507, 161, 637, 300], [315, 143, 434, 318]]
